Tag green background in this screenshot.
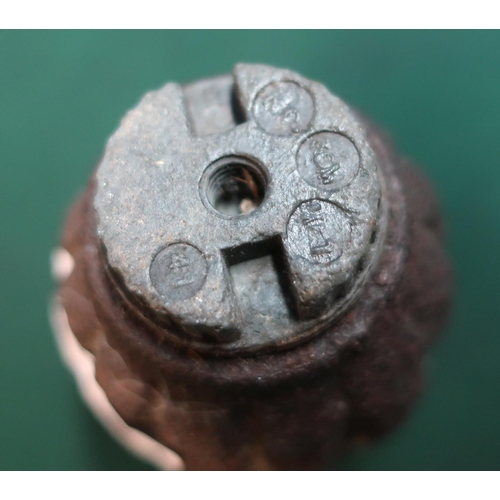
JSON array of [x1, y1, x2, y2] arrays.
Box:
[[1, 30, 499, 470]]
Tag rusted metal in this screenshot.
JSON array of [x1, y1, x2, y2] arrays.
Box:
[[53, 64, 452, 470]]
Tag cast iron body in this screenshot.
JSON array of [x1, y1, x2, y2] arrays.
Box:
[[56, 64, 452, 470]]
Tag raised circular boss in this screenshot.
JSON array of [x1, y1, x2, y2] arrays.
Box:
[[95, 64, 383, 354]]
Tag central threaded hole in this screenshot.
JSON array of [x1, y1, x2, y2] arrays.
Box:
[[205, 156, 267, 216]]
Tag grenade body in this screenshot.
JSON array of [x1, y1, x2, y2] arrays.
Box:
[[53, 64, 451, 470]]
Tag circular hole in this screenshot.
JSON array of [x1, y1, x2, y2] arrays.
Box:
[[203, 156, 267, 216]]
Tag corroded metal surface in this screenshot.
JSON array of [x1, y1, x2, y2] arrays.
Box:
[[95, 64, 384, 354], [55, 64, 452, 470]]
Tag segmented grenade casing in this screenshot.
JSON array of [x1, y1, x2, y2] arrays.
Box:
[[55, 64, 452, 470]]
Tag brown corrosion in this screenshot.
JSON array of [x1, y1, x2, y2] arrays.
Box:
[[57, 119, 451, 470]]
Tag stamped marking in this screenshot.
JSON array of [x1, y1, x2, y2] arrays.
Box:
[[299, 200, 331, 257], [297, 132, 360, 191], [253, 81, 314, 136], [287, 200, 352, 264], [150, 243, 207, 301]]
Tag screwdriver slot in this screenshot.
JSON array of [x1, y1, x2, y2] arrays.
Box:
[[223, 237, 298, 337]]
